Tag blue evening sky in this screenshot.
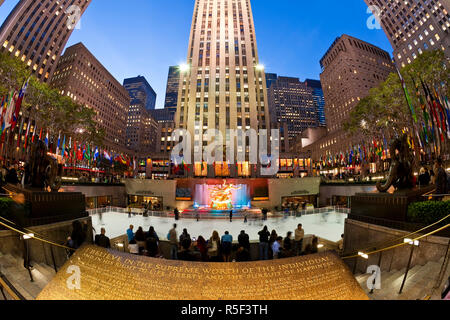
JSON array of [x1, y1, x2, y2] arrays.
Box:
[[0, 0, 392, 109]]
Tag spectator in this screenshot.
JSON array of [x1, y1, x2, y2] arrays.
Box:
[[236, 246, 251, 262], [146, 232, 159, 258], [5, 166, 19, 185], [126, 225, 134, 242], [221, 231, 233, 262], [135, 226, 146, 254], [229, 210, 233, 222], [272, 237, 283, 259], [128, 239, 139, 255], [208, 231, 221, 262], [67, 220, 86, 252], [283, 231, 293, 256], [418, 167, 430, 187], [168, 224, 178, 260], [268, 229, 278, 259], [178, 238, 196, 261], [135, 227, 146, 242], [196, 236, 208, 262], [238, 230, 250, 251], [146, 226, 159, 242], [258, 226, 270, 260], [94, 228, 111, 248], [174, 208, 180, 221], [304, 237, 319, 255], [435, 158, 448, 199], [179, 228, 192, 249], [336, 234, 344, 256], [294, 224, 305, 256]]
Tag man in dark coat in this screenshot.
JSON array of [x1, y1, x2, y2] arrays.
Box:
[[94, 228, 111, 248]]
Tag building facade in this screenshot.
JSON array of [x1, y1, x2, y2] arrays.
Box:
[[50, 43, 130, 153], [0, 0, 91, 82], [365, 0, 449, 67], [268, 77, 318, 142], [303, 35, 395, 164], [123, 76, 157, 111], [305, 79, 326, 127], [175, 0, 271, 177], [163, 65, 180, 119]]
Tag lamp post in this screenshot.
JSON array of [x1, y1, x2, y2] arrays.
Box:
[[399, 238, 419, 294]]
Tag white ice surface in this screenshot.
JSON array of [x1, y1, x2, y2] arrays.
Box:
[[91, 211, 346, 243]]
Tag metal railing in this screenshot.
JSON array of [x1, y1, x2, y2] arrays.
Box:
[[87, 206, 350, 219]]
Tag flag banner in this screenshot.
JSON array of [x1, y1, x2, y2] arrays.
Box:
[[397, 68, 417, 123]]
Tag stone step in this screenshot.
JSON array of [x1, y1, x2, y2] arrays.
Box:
[[0, 253, 52, 300]]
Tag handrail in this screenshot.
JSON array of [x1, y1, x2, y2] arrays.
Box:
[[353, 212, 450, 254], [0, 219, 74, 251], [0, 273, 25, 300], [342, 223, 450, 260]]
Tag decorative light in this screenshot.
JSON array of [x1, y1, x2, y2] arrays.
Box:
[[23, 233, 34, 240], [116, 243, 124, 248], [358, 252, 369, 259], [404, 238, 419, 246], [317, 244, 324, 249]]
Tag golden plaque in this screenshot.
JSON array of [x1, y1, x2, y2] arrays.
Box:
[[37, 245, 368, 300]]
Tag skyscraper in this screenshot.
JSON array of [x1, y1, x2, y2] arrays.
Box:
[[123, 76, 157, 111], [123, 76, 158, 154], [0, 0, 91, 82], [267, 77, 318, 141], [365, 0, 449, 67], [265, 72, 278, 90], [305, 79, 326, 127], [164, 66, 180, 117], [303, 35, 394, 161], [51, 43, 130, 153], [175, 0, 271, 177]]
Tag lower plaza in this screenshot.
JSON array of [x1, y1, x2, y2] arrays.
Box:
[[0, 0, 449, 306]]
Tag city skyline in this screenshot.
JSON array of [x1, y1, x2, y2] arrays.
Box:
[[0, 0, 393, 109]]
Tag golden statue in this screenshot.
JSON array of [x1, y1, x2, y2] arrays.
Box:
[[209, 180, 241, 210]]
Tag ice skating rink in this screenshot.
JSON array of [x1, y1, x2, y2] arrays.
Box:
[[91, 210, 346, 242]]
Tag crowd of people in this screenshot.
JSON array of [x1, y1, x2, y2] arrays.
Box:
[[93, 222, 332, 263], [418, 158, 449, 197]]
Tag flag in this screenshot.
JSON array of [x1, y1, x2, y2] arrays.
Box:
[[103, 150, 111, 161], [23, 120, 31, 149], [16, 117, 25, 148], [94, 147, 99, 160], [397, 68, 417, 123], [44, 131, 49, 147], [2, 91, 16, 132], [56, 132, 61, 155], [61, 135, 66, 158], [10, 79, 29, 131]]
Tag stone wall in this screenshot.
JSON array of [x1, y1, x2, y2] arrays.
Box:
[[60, 185, 127, 207], [319, 184, 377, 207], [0, 217, 93, 268], [343, 218, 449, 273]]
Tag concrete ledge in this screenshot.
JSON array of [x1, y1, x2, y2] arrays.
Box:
[[343, 218, 449, 273]]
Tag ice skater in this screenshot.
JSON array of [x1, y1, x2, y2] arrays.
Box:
[[229, 210, 233, 222]]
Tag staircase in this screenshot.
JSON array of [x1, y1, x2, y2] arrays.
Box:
[[356, 257, 449, 300], [0, 252, 55, 300]]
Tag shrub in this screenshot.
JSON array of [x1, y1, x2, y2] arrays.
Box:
[[408, 201, 450, 225], [0, 197, 13, 212]]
